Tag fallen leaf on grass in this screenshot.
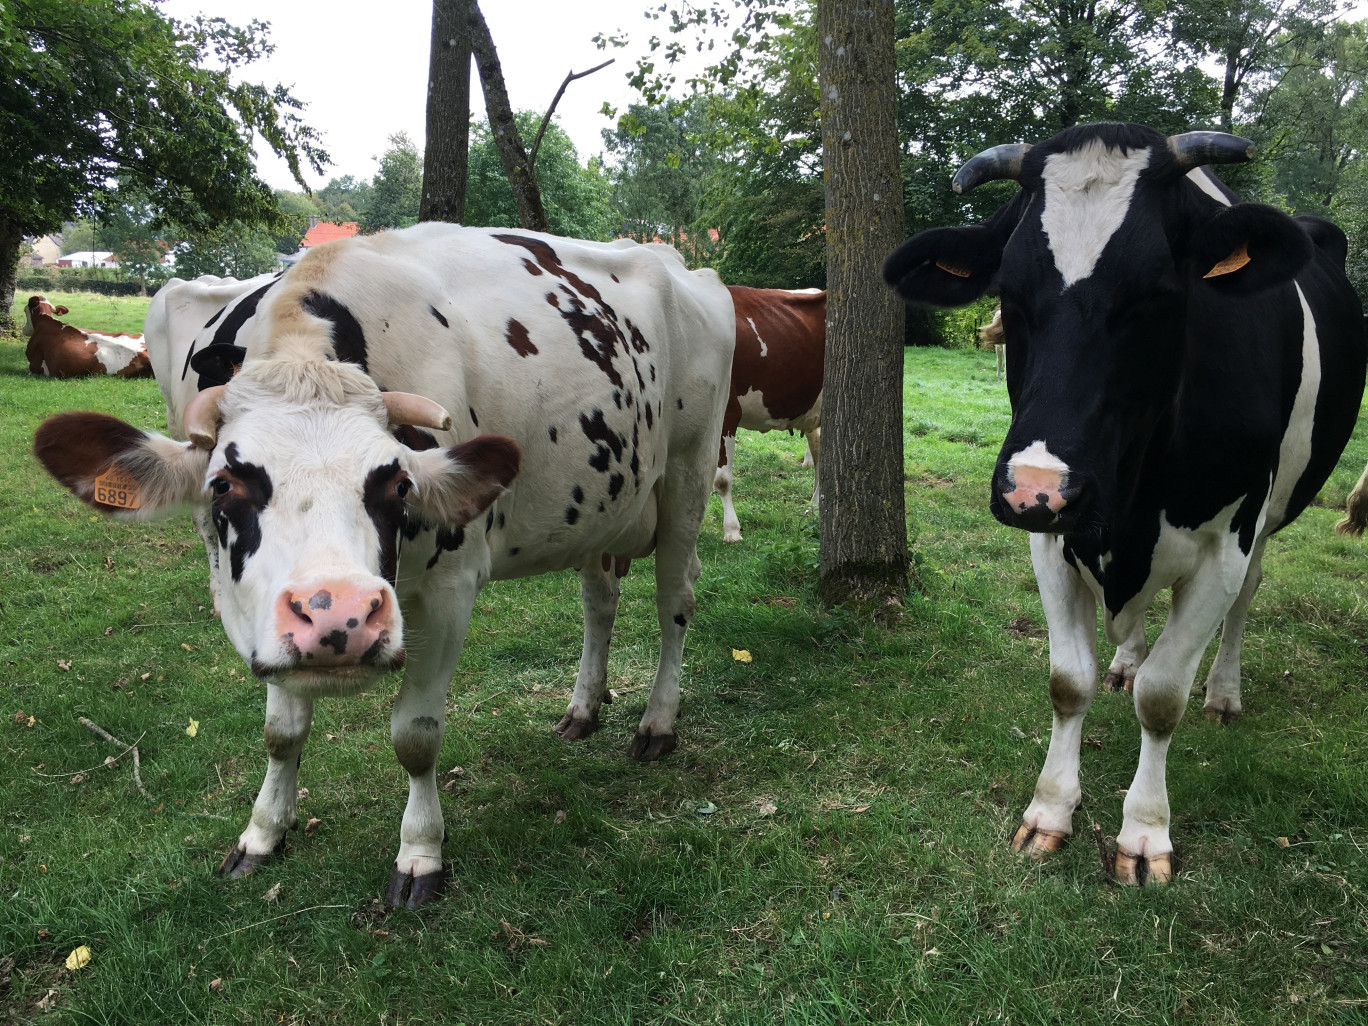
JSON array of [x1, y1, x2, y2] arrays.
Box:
[[554, 810, 566, 825], [13, 710, 25, 724], [263, 881, 282, 903], [757, 799, 778, 817], [1277, 836, 1291, 848], [181, 643, 193, 652], [209, 978, 223, 993], [36, 989, 59, 1010], [140, 673, 150, 681], [695, 800, 718, 816], [492, 920, 549, 951], [185, 718, 199, 738], [732, 649, 753, 663], [65, 945, 91, 970], [57, 660, 71, 672], [70, 774, 85, 785], [305, 818, 322, 836]]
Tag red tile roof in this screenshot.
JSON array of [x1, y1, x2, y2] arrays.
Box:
[[300, 221, 360, 247]]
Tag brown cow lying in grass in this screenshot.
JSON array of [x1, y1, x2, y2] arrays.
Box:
[[23, 295, 153, 379]]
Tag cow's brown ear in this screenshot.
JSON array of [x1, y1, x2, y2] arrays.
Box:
[[35, 413, 208, 519], [407, 435, 521, 528], [54, 305, 70, 316]]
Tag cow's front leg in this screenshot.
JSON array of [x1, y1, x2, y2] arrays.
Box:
[[556, 561, 621, 741], [219, 684, 313, 878], [1201, 537, 1265, 724], [1117, 546, 1247, 885], [1013, 534, 1099, 856], [384, 569, 478, 909], [1103, 615, 1148, 692], [714, 434, 743, 542]]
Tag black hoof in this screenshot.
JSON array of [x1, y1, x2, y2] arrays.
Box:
[[216, 837, 285, 879], [554, 710, 601, 741], [1103, 669, 1134, 693], [385, 864, 449, 909], [626, 730, 676, 761]]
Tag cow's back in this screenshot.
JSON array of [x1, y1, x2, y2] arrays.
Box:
[[724, 286, 826, 435]]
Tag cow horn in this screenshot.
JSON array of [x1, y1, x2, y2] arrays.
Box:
[[382, 391, 453, 431], [952, 143, 1033, 195], [184, 385, 227, 450], [1166, 131, 1256, 171]]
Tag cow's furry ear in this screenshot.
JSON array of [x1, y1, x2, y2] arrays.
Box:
[[883, 225, 1005, 308], [407, 435, 522, 528], [1189, 203, 1314, 294], [34, 412, 209, 519]]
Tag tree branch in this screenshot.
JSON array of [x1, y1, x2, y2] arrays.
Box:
[[529, 58, 615, 167]]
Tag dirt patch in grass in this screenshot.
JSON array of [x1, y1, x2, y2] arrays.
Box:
[[1005, 615, 1044, 638]]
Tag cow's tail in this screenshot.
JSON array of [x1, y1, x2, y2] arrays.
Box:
[[1335, 461, 1368, 537]]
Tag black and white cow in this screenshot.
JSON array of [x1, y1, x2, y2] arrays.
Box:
[[36, 223, 735, 906], [884, 123, 1366, 885]]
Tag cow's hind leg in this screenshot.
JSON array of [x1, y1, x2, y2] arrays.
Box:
[[1201, 538, 1265, 724], [804, 427, 821, 510], [714, 434, 743, 542], [1013, 534, 1099, 856], [219, 684, 313, 878], [1103, 616, 1148, 692], [556, 560, 622, 740], [385, 568, 479, 908]]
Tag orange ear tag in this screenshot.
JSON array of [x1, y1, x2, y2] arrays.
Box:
[[935, 259, 973, 278], [93, 465, 141, 510], [1203, 243, 1250, 278]]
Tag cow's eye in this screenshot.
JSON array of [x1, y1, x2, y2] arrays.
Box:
[[395, 479, 412, 499], [211, 478, 231, 496]]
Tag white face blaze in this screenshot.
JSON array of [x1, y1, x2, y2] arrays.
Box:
[[1040, 141, 1152, 287]]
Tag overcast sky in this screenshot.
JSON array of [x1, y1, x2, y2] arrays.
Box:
[[157, 0, 706, 192]]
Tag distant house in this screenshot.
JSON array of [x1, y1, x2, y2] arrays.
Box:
[[279, 219, 360, 267], [57, 250, 118, 269], [24, 234, 63, 267]]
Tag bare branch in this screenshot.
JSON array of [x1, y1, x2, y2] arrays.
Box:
[[528, 58, 615, 167]]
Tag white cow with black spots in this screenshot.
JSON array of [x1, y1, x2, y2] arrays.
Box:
[[36, 223, 735, 907]]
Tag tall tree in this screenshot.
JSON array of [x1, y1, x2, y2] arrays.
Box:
[[420, 0, 472, 224], [468, 1, 548, 231], [0, 0, 325, 329], [818, 0, 908, 608], [603, 100, 719, 247], [361, 133, 424, 233]]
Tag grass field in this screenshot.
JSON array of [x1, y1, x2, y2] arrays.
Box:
[[2, 315, 1367, 1025]]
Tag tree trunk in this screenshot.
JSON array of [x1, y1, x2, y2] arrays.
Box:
[[468, 1, 548, 232], [420, 0, 472, 224], [0, 208, 23, 334], [817, 0, 909, 610], [1220, 43, 1240, 131]]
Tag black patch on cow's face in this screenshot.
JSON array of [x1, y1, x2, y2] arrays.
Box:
[[548, 426, 558, 443], [308, 590, 332, 611], [362, 459, 408, 585], [580, 409, 624, 473], [212, 442, 274, 582], [565, 506, 580, 525], [320, 629, 348, 656], [506, 318, 538, 357], [469, 407, 479, 427], [183, 277, 278, 384], [430, 305, 449, 328], [302, 291, 368, 371], [426, 525, 465, 569]]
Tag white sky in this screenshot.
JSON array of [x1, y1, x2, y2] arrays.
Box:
[[157, 0, 709, 192]]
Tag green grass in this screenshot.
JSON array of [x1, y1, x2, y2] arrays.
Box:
[[9, 293, 151, 336], [2, 326, 1367, 1024]]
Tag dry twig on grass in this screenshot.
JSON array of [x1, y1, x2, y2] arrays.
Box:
[[78, 716, 150, 798]]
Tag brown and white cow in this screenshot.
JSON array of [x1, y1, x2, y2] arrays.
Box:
[[714, 286, 825, 541], [35, 223, 735, 907], [23, 295, 153, 379]]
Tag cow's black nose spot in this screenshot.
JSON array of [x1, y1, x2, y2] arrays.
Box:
[[309, 590, 333, 611], [1036, 493, 1049, 506], [320, 629, 348, 655], [347, 618, 359, 629]]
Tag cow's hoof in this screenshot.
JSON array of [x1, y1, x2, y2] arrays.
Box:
[[385, 863, 448, 909], [1113, 846, 1173, 886], [554, 711, 601, 742], [627, 729, 676, 761], [216, 838, 284, 879], [1103, 669, 1135, 693], [1009, 822, 1068, 856], [723, 531, 743, 543], [1203, 701, 1242, 725]]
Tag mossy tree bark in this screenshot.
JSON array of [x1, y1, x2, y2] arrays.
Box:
[[816, 0, 909, 609], [419, 0, 472, 224]]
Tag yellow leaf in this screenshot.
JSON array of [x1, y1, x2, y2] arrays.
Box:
[[65, 945, 92, 970], [732, 649, 753, 663], [185, 718, 199, 738]]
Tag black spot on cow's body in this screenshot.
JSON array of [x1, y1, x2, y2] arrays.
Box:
[[572, 485, 584, 505], [608, 473, 625, 499], [580, 410, 624, 462], [506, 318, 538, 357], [589, 447, 611, 472], [301, 291, 368, 371], [508, 546, 521, 556], [610, 273, 620, 283], [613, 389, 622, 409], [645, 404, 654, 430], [362, 459, 406, 585], [497, 512, 506, 529], [627, 319, 650, 353], [429, 305, 449, 328], [649, 363, 656, 382], [214, 442, 274, 582], [673, 614, 687, 627], [548, 426, 558, 443], [676, 398, 683, 410], [485, 510, 494, 533], [469, 407, 479, 427], [597, 503, 605, 513], [523, 258, 543, 276], [565, 506, 580, 525]]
